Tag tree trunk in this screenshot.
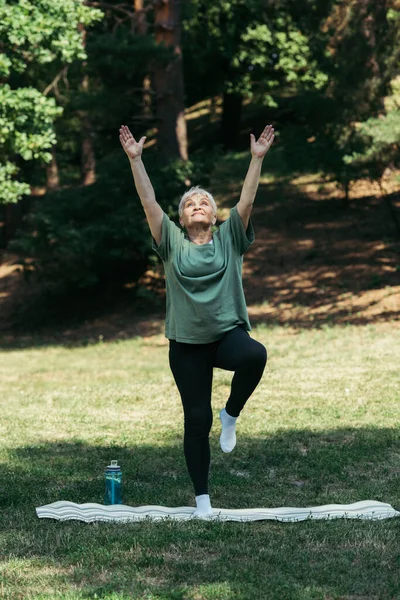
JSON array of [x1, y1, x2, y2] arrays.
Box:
[[153, 0, 188, 162], [134, 0, 147, 35], [79, 72, 96, 186], [3, 204, 18, 246], [341, 180, 350, 209], [46, 146, 60, 190], [383, 193, 400, 239], [79, 27, 96, 186], [2, 195, 32, 246], [221, 91, 242, 149], [134, 0, 152, 117]]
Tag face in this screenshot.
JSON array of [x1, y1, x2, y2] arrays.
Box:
[[179, 193, 216, 229]]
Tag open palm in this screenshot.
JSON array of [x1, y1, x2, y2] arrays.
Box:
[[250, 124, 275, 158], [119, 125, 146, 160]]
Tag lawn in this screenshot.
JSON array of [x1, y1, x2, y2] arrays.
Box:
[[0, 322, 399, 599]]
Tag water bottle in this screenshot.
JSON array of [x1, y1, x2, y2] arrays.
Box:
[[104, 460, 123, 505]]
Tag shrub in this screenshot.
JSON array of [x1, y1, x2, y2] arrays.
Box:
[[10, 149, 216, 296]]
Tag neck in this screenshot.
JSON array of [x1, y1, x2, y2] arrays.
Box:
[[186, 224, 213, 245]]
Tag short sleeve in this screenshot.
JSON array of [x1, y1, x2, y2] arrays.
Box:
[[151, 211, 182, 262], [219, 205, 255, 255]]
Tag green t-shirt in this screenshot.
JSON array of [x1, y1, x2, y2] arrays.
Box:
[[152, 205, 255, 344]]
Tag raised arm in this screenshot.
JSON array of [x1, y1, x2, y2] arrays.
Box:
[[119, 125, 163, 246], [236, 124, 275, 230]]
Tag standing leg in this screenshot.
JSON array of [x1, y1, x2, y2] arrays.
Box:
[[169, 340, 216, 513], [213, 326, 267, 451]]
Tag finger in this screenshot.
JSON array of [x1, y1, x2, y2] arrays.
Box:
[[264, 129, 274, 143], [120, 132, 132, 145], [260, 124, 272, 137], [139, 136, 146, 147], [119, 126, 129, 142], [121, 125, 135, 143], [261, 125, 273, 140], [250, 133, 255, 143], [119, 129, 135, 146], [266, 129, 274, 142]]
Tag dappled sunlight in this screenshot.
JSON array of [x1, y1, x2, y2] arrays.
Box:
[[0, 558, 77, 599], [235, 178, 400, 327]]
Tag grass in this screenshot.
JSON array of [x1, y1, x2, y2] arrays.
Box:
[[1, 322, 399, 599]]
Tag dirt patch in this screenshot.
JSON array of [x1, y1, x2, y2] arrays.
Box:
[[239, 180, 400, 328]]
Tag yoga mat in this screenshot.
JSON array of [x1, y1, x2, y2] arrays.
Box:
[[36, 500, 399, 523]]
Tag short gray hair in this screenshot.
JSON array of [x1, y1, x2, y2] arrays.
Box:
[[178, 185, 217, 217]]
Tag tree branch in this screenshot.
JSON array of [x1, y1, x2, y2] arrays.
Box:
[[43, 66, 69, 100], [85, 1, 154, 16]]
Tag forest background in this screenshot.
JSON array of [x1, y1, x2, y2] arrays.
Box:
[[0, 0, 399, 340]]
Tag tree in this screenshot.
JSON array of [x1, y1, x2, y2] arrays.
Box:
[[153, 0, 188, 161], [0, 0, 103, 205], [8, 0, 211, 296], [182, 0, 330, 148], [78, 25, 96, 186], [318, 0, 400, 203], [344, 76, 400, 233]]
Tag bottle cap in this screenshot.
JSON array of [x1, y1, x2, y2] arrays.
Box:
[[106, 460, 120, 470]]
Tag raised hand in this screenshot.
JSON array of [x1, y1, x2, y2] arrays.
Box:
[[119, 125, 146, 161], [250, 124, 275, 158]]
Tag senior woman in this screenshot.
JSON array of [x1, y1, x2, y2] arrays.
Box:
[[119, 124, 275, 517]]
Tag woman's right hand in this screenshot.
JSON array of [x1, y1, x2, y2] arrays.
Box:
[[119, 125, 146, 161]]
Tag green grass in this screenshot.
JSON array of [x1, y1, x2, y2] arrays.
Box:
[[1, 323, 399, 600]]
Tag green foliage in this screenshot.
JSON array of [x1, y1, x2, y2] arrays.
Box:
[[0, 85, 62, 162], [10, 151, 216, 293], [344, 76, 400, 180], [0, 0, 103, 204], [80, 29, 170, 160], [326, 1, 399, 123], [0, 162, 31, 204], [306, 1, 400, 197], [182, 0, 330, 106], [344, 108, 400, 183], [0, 0, 102, 72]]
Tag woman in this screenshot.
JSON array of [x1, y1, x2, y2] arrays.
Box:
[[119, 123, 275, 518]]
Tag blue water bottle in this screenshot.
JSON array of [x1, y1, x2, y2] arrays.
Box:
[[104, 460, 123, 505]]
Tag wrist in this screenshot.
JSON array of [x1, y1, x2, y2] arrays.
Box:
[[250, 154, 264, 161], [130, 156, 142, 164]]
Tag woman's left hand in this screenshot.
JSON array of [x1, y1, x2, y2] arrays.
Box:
[[250, 125, 275, 158]]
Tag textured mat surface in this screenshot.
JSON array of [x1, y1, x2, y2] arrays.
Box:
[[36, 500, 400, 522]]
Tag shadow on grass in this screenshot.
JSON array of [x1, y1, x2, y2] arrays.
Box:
[[1, 429, 399, 599]]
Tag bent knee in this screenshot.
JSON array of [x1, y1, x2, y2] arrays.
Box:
[[184, 406, 213, 437], [245, 342, 267, 367]]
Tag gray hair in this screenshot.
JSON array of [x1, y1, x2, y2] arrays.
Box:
[[178, 185, 217, 217]]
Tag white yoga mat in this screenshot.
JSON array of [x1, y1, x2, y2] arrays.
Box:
[[36, 500, 400, 523]]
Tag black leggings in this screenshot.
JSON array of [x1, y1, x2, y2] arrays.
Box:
[[169, 325, 267, 496]]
